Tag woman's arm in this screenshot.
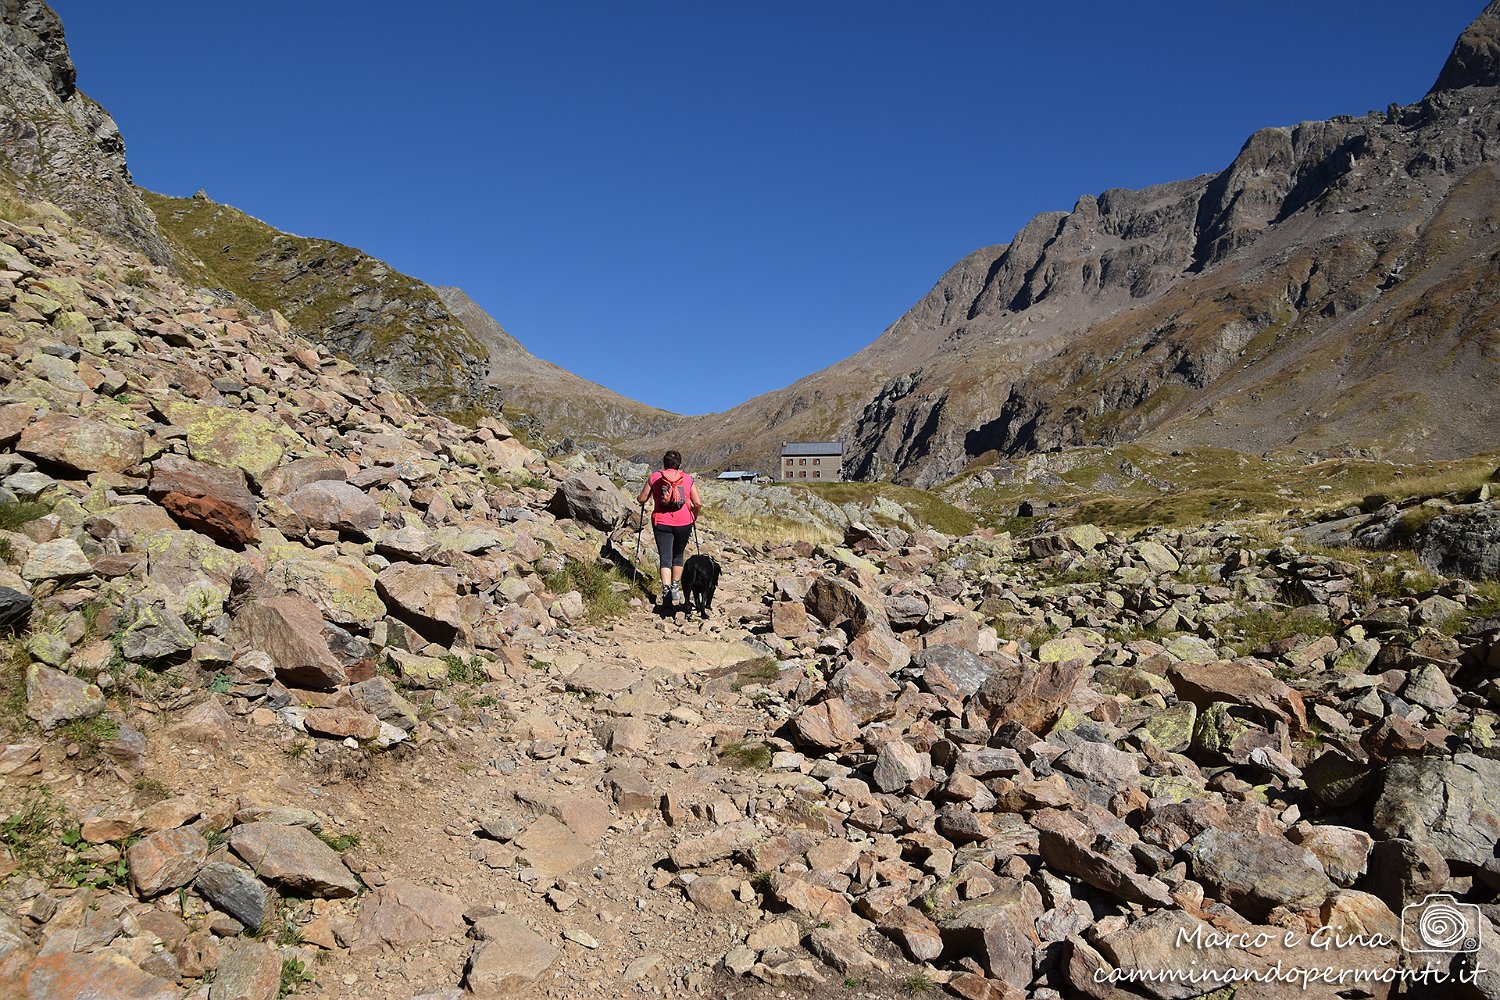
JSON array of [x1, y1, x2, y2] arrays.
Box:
[[636, 480, 652, 505], [689, 481, 703, 515]]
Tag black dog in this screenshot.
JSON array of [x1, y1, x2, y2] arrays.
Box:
[[680, 554, 721, 616]]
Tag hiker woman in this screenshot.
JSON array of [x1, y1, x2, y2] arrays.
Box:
[[637, 450, 702, 604]]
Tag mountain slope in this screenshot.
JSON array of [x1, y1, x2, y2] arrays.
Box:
[[435, 287, 678, 447], [630, 1, 1500, 485], [143, 190, 500, 417]]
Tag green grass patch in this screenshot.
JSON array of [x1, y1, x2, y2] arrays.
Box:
[[0, 788, 63, 877], [544, 556, 638, 622], [945, 445, 1500, 534], [729, 656, 781, 692], [56, 714, 120, 759], [442, 654, 486, 684], [279, 957, 314, 997], [789, 481, 976, 536], [1220, 609, 1338, 657], [0, 498, 51, 532], [717, 740, 773, 771], [316, 831, 361, 853], [0, 641, 31, 738]]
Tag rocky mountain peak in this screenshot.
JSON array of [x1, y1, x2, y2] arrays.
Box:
[[0, 0, 76, 99], [0, 0, 169, 263], [1429, 0, 1500, 94]]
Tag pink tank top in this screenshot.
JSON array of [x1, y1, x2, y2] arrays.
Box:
[[649, 470, 695, 527]]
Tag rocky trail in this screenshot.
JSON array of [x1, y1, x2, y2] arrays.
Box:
[[5, 199, 1500, 1000]]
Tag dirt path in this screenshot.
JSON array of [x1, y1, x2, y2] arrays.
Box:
[[266, 543, 794, 998]]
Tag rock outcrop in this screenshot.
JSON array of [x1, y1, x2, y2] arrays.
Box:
[[0, 0, 168, 263]]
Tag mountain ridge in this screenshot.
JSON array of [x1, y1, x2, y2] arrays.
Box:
[[625, 1, 1500, 484]]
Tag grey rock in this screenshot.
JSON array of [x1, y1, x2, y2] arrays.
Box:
[[0, 586, 32, 631], [195, 862, 270, 933], [1183, 828, 1333, 920], [546, 470, 631, 531], [1375, 753, 1500, 866]]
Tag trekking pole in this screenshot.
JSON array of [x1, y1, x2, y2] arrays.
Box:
[[634, 503, 645, 571]]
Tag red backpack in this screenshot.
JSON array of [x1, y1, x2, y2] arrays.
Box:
[[656, 472, 687, 512]]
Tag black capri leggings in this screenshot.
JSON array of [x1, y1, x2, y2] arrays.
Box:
[[653, 523, 693, 569]]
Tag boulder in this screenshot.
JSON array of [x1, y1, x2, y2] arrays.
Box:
[[973, 656, 1083, 734], [912, 644, 993, 699], [228, 822, 359, 897], [227, 595, 346, 691], [1374, 753, 1500, 866], [159, 401, 295, 483], [208, 942, 281, 1000], [25, 665, 104, 729], [877, 906, 944, 962], [872, 740, 927, 792], [1032, 809, 1173, 907], [1094, 910, 1256, 1000], [546, 470, 631, 530], [355, 878, 466, 947], [264, 554, 384, 630], [1183, 828, 1333, 920], [465, 917, 559, 996], [304, 707, 382, 742], [805, 575, 888, 636], [1166, 659, 1307, 729], [376, 563, 464, 645], [194, 862, 270, 933], [1418, 503, 1500, 580], [16, 415, 145, 475], [19, 951, 176, 1000], [278, 481, 382, 537], [514, 816, 596, 879], [127, 827, 210, 896], [148, 455, 259, 546], [0, 586, 33, 631], [1290, 824, 1373, 888], [937, 882, 1043, 989], [792, 698, 859, 751], [20, 538, 91, 582]]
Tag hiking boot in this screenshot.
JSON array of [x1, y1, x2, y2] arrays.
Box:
[[670, 583, 683, 604]]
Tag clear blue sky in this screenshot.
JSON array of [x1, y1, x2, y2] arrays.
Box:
[[57, 1, 1481, 415]]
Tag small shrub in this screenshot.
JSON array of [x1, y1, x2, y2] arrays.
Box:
[[903, 972, 936, 995], [718, 740, 772, 771], [729, 656, 780, 691], [317, 831, 360, 853], [122, 267, 152, 288], [279, 957, 313, 997], [442, 654, 485, 684], [284, 740, 310, 760]]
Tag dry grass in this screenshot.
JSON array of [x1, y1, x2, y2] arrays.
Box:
[[948, 445, 1500, 533], [708, 510, 840, 549]]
